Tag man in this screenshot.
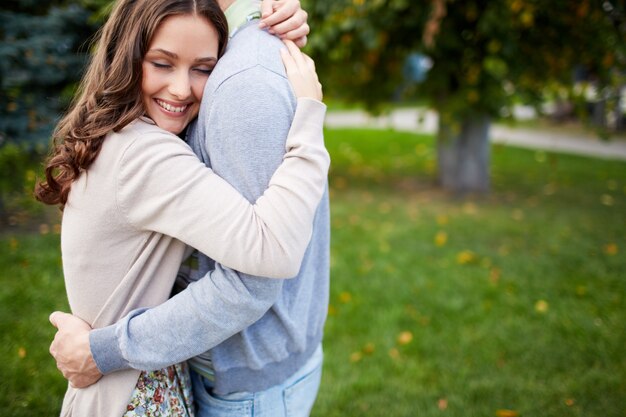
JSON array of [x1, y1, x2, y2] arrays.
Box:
[[49, 0, 330, 415]]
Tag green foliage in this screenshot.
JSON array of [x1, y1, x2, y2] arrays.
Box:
[[0, 1, 104, 222], [0, 144, 44, 226], [305, 0, 425, 111], [306, 0, 626, 122], [0, 1, 96, 149]]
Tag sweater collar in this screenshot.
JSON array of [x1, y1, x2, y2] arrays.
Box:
[[224, 0, 262, 38]]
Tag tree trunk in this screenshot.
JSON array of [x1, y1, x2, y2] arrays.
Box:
[[0, 197, 6, 227], [436, 114, 491, 193]]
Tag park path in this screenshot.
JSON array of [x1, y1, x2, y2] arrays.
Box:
[[325, 108, 626, 161]]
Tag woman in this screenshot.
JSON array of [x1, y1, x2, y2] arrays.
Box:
[[35, 0, 327, 415]]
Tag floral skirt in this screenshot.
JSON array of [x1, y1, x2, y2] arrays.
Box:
[[123, 362, 194, 417]]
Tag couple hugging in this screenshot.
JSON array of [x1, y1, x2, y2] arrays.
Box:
[[37, 0, 330, 415]]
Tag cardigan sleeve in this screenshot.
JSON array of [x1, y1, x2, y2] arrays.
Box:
[[116, 98, 328, 279]]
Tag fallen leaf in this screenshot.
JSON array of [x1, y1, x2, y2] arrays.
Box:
[[350, 351, 362, 363], [333, 176, 347, 189], [565, 398, 575, 406], [339, 292, 352, 304], [18, 347, 26, 359], [435, 231, 448, 247], [543, 183, 556, 195], [495, 410, 519, 417], [438, 398, 448, 410], [39, 224, 50, 235], [388, 348, 400, 359], [397, 331, 413, 345], [603, 243, 618, 255], [436, 214, 449, 225], [606, 180, 617, 191], [363, 343, 375, 355], [601, 194, 614, 206], [534, 299, 549, 313], [490, 268, 501, 284], [457, 250, 476, 265]]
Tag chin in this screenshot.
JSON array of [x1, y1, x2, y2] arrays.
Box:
[[151, 117, 185, 135]]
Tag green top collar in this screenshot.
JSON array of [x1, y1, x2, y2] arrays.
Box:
[[224, 0, 262, 38]]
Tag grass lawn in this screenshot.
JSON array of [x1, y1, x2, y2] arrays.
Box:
[[1, 128, 625, 416]]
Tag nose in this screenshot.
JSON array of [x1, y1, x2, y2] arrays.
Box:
[[168, 70, 192, 100]]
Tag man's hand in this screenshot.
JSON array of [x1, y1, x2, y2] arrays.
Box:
[[49, 311, 103, 388], [260, 0, 309, 48]]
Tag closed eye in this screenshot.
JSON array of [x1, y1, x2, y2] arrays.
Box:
[[151, 62, 171, 69], [194, 68, 213, 75]]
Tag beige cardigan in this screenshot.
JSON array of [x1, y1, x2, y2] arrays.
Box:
[[59, 98, 328, 416]]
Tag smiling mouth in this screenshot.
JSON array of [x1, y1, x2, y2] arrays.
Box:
[[155, 99, 189, 114]]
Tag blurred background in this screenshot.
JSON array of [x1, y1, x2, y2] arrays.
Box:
[[1, 1, 625, 416]]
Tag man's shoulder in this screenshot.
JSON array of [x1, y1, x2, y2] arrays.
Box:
[[209, 24, 288, 88]]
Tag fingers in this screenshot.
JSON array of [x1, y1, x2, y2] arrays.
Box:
[[278, 24, 310, 43], [294, 35, 308, 49], [260, 0, 300, 28], [279, 47, 297, 76], [260, 0, 274, 18], [259, 0, 310, 42], [49, 311, 93, 335], [304, 54, 316, 74], [49, 311, 68, 328], [282, 39, 317, 79], [283, 39, 306, 68], [267, 10, 308, 37], [49, 333, 58, 356], [280, 40, 322, 101]]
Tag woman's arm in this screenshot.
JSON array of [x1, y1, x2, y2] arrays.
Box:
[[117, 45, 327, 278]]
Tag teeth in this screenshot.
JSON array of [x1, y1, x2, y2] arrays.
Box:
[[156, 99, 187, 113]]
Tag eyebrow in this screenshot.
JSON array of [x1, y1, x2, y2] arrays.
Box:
[[148, 48, 217, 63]]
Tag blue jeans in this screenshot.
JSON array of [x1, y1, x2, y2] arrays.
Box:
[[192, 345, 323, 417]]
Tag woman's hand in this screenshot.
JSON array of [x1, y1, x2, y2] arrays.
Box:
[[280, 40, 322, 101], [260, 0, 309, 48]]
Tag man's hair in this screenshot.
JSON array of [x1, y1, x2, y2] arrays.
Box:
[[35, 0, 228, 206]]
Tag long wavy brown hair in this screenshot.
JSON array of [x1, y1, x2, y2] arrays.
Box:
[[35, 0, 228, 206]]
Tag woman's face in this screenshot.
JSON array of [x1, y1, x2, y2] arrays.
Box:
[[142, 14, 219, 134]]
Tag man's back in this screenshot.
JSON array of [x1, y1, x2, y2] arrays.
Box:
[[188, 21, 330, 396]]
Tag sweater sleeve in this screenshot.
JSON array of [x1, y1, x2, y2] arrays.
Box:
[[117, 98, 328, 279]]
